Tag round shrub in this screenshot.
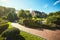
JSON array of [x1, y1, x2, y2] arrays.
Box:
[[1, 27, 20, 38], [1, 27, 21, 40]]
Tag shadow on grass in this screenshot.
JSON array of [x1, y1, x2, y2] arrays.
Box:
[[5, 35, 25, 40], [24, 25, 60, 31], [42, 25, 60, 31]]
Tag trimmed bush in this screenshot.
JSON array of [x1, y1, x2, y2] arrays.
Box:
[[0, 24, 9, 34], [45, 16, 60, 28], [0, 18, 7, 24], [1, 28, 25, 40], [23, 19, 42, 28], [1, 28, 20, 37]]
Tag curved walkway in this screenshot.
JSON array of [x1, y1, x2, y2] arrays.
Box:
[[11, 23, 60, 40]]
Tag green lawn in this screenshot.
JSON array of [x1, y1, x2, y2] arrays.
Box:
[[20, 31, 45, 40], [8, 22, 12, 28]]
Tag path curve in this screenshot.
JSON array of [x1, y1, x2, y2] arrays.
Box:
[[11, 23, 60, 40]]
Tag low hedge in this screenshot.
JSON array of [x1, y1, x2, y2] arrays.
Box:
[[23, 19, 58, 29], [0, 24, 9, 34], [23, 19, 42, 28]]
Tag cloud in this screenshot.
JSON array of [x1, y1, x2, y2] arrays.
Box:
[[24, 8, 33, 12], [0, 0, 9, 3], [53, 0, 60, 6], [43, 4, 48, 9]]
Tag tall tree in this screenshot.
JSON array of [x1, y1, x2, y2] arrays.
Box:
[[0, 6, 5, 17], [7, 13, 14, 22], [18, 9, 27, 19], [7, 12, 18, 22], [25, 10, 32, 19]]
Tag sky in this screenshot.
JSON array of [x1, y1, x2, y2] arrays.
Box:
[[0, 0, 60, 13]]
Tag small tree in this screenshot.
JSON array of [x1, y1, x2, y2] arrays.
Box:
[[7, 13, 18, 22]]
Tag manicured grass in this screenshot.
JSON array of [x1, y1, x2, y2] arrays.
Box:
[[8, 24, 12, 28], [8, 22, 12, 28], [7, 22, 11, 24], [20, 31, 45, 40]]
